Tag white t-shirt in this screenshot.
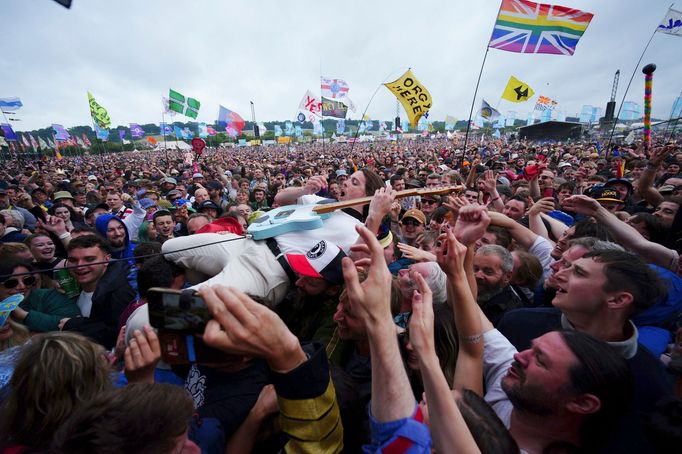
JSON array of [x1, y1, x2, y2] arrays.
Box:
[[274, 194, 362, 254], [76, 291, 94, 317], [482, 329, 517, 428]]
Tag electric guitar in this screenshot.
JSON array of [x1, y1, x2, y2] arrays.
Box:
[[247, 185, 463, 240]]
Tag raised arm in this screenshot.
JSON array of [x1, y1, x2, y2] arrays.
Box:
[[273, 175, 328, 206], [563, 194, 678, 270], [437, 229, 484, 395], [639, 145, 676, 207], [407, 274, 481, 454], [487, 210, 538, 250]]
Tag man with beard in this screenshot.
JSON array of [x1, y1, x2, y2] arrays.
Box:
[[473, 245, 524, 326], [94, 213, 135, 262], [276, 240, 346, 347]]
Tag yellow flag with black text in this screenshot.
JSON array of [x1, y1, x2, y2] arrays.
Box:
[[384, 69, 432, 127], [501, 76, 535, 103]]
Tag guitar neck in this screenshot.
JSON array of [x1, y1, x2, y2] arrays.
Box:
[[312, 185, 463, 214]]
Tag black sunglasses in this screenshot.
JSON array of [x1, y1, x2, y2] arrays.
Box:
[[2, 275, 36, 289], [421, 199, 436, 205], [401, 219, 422, 226]]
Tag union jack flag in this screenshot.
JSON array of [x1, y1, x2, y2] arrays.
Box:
[[320, 77, 349, 99], [489, 0, 593, 56]]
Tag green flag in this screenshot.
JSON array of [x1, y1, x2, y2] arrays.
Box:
[[168, 89, 185, 114], [87, 91, 111, 128], [185, 97, 200, 119], [169, 89, 200, 118]]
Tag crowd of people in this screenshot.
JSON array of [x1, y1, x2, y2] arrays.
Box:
[[0, 134, 680, 453]]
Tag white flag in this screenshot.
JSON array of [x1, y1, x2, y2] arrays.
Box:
[[162, 97, 176, 116], [658, 8, 682, 36], [298, 90, 322, 117], [343, 97, 357, 113], [625, 130, 635, 145], [320, 77, 349, 99], [478, 99, 501, 121]]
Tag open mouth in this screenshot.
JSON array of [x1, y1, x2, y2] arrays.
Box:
[[556, 286, 567, 294]]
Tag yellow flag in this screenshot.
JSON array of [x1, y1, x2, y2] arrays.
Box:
[[384, 69, 432, 127], [501, 76, 535, 103]]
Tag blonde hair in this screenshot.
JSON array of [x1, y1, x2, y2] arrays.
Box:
[[0, 318, 30, 352], [0, 332, 113, 449]]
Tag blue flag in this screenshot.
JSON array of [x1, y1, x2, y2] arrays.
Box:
[[174, 125, 183, 139], [285, 121, 293, 136], [0, 97, 23, 111], [274, 125, 283, 137], [336, 119, 345, 134], [53, 124, 71, 141], [159, 122, 173, 135], [198, 123, 208, 138], [118, 129, 126, 140], [130, 123, 144, 139], [294, 125, 302, 137], [1, 124, 17, 141], [182, 128, 193, 140], [94, 123, 109, 141]]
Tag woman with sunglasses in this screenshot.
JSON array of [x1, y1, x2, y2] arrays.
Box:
[[0, 259, 80, 333]]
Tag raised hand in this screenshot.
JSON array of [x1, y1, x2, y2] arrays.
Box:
[[397, 242, 437, 263], [443, 195, 470, 217], [200, 285, 306, 373], [480, 170, 497, 194], [124, 325, 161, 384], [436, 229, 468, 278], [562, 194, 603, 217], [529, 196, 555, 216], [304, 175, 328, 195], [453, 204, 490, 246], [406, 273, 435, 358], [342, 224, 393, 327]]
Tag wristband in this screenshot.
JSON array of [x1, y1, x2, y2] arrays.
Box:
[[463, 333, 483, 344], [489, 197, 500, 202], [58, 232, 71, 240]]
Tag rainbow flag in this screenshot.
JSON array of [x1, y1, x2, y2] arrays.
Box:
[[489, 0, 593, 56]]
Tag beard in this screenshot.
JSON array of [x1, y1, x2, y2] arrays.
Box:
[[476, 280, 505, 303], [501, 369, 557, 416], [108, 236, 126, 249]]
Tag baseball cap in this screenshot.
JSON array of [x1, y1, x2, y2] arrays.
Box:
[[402, 209, 426, 225], [286, 240, 347, 285], [335, 169, 348, 177], [206, 181, 224, 191], [192, 173, 204, 179], [590, 186, 623, 203], [197, 200, 221, 215], [161, 177, 177, 185], [604, 178, 633, 194], [87, 175, 98, 181], [196, 217, 244, 235], [138, 198, 157, 210]]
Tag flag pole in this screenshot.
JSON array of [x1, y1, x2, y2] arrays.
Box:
[[462, 0, 503, 167], [161, 110, 169, 164], [606, 6, 670, 151], [664, 89, 682, 139]]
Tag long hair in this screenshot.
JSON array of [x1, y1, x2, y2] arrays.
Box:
[[0, 318, 30, 352], [360, 168, 385, 196], [0, 332, 114, 449]]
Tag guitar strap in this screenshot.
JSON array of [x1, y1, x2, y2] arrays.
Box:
[[265, 238, 297, 283]]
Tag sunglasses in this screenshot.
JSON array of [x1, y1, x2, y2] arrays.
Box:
[[421, 199, 436, 205], [2, 275, 36, 289], [401, 219, 422, 227]]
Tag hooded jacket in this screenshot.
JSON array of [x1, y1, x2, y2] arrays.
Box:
[[95, 213, 135, 261]]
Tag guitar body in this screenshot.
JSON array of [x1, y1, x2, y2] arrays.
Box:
[[247, 204, 332, 240], [246, 185, 462, 240]]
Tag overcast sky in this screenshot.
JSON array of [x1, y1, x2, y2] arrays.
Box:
[[2, 0, 681, 131]]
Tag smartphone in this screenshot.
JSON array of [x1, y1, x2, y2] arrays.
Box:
[[147, 287, 210, 335], [147, 288, 226, 365]]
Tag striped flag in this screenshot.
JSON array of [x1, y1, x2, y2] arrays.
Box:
[[490, 0, 593, 56]]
